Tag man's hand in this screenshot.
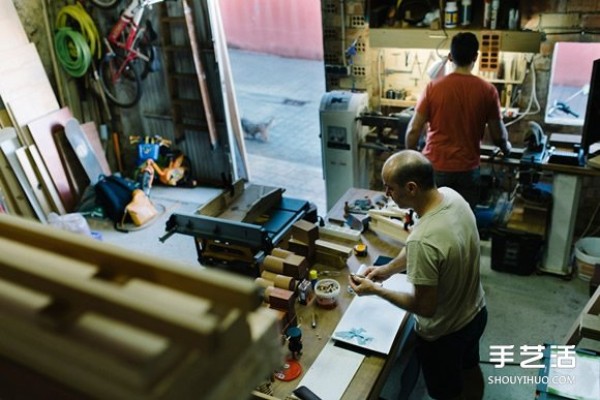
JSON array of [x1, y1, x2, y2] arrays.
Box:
[[501, 141, 512, 157], [348, 274, 382, 296]]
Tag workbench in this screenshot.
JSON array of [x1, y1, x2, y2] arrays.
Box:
[[481, 148, 600, 277], [254, 188, 412, 400]]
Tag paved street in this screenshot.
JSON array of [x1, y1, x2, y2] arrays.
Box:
[[228, 49, 327, 215]]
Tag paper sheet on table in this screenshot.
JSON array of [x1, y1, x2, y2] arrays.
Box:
[[296, 340, 364, 400], [547, 350, 600, 400], [332, 274, 410, 355]]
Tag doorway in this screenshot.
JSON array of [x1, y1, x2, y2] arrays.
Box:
[[219, 0, 327, 216]]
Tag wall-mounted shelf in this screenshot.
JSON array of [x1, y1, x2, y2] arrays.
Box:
[[369, 29, 542, 53], [380, 98, 417, 108]]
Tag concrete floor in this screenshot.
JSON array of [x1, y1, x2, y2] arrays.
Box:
[[88, 50, 593, 400]]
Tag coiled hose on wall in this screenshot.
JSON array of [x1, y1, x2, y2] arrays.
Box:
[[54, 3, 101, 77]]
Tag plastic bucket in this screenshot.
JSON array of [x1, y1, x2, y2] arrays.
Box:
[[574, 237, 600, 281]]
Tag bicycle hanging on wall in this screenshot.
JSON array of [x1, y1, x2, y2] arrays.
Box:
[[93, 0, 169, 108]]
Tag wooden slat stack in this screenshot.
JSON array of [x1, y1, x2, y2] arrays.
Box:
[[0, 214, 283, 399]]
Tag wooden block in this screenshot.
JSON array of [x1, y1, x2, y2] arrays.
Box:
[[291, 219, 319, 244], [315, 250, 348, 270], [287, 238, 313, 258], [368, 214, 409, 244], [265, 286, 295, 312], [271, 248, 293, 259], [255, 277, 274, 290], [259, 271, 295, 290], [261, 255, 285, 274], [315, 239, 353, 258], [283, 254, 308, 280]]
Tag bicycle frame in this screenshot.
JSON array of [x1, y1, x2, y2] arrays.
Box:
[[107, 0, 163, 62], [99, 0, 165, 107]]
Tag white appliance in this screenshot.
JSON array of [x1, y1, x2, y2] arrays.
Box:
[[320, 91, 369, 211]]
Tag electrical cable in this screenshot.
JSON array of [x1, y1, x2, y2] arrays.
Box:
[[54, 27, 92, 78], [505, 56, 541, 127]]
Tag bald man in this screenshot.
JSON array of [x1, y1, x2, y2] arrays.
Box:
[[349, 150, 487, 400]]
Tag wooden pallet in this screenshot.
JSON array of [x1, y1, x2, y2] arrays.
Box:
[[0, 214, 283, 399]]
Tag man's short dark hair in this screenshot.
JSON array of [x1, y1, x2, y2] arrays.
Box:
[[450, 32, 479, 67], [388, 151, 436, 190]]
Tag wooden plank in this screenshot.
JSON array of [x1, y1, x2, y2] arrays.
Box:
[[0, 238, 224, 350], [0, 18, 28, 52], [0, 213, 263, 312], [0, 128, 42, 221], [27, 145, 66, 214], [15, 147, 53, 218], [0, 0, 26, 30], [182, 0, 218, 148], [27, 107, 76, 212], [64, 118, 105, 185], [54, 128, 88, 201], [81, 122, 111, 176], [4, 81, 59, 129], [0, 150, 35, 218], [0, 173, 17, 214], [0, 63, 50, 97], [565, 285, 600, 345], [0, 110, 11, 128], [0, 44, 40, 74]]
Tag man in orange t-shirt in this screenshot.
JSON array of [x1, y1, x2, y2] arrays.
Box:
[[405, 32, 511, 209]]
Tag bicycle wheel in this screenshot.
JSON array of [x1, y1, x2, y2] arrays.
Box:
[[89, 0, 120, 9], [98, 54, 142, 108]]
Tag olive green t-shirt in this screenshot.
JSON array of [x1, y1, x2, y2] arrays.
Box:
[[406, 187, 485, 341]]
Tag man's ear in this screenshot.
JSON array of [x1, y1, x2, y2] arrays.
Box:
[[405, 181, 418, 194]]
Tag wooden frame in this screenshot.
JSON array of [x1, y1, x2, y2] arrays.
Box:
[[0, 214, 283, 399]]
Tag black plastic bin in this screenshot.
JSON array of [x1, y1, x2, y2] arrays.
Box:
[[490, 227, 544, 275]]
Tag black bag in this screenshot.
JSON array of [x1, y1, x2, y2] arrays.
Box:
[[95, 175, 139, 222]]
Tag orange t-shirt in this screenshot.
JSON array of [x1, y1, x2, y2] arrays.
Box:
[[416, 73, 502, 172]]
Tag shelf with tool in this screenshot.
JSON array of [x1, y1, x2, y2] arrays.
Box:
[[368, 0, 542, 113], [367, 0, 542, 53]]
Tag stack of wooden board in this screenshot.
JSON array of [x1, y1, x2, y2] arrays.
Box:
[[0, 214, 283, 399], [0, 0, 111, 220], [0, 116, 110, 221]]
